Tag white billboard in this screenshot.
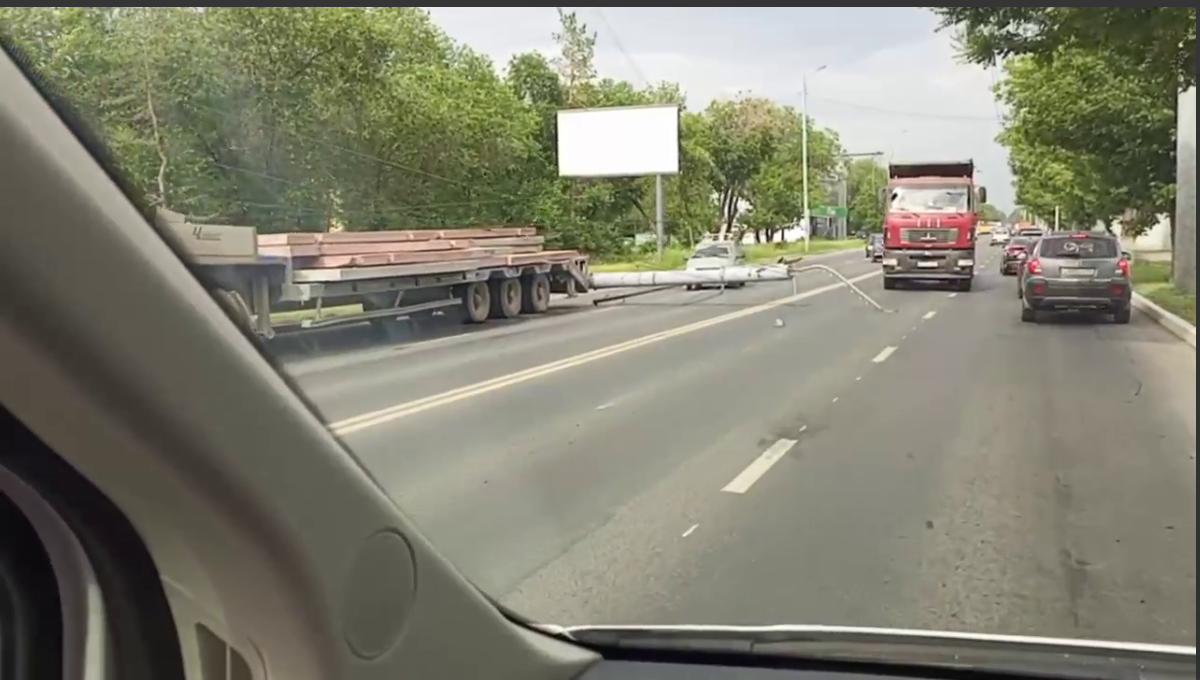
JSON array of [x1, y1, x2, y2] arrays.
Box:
[[556, 103, 680, 178]]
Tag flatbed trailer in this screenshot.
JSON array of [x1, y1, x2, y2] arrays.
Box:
[[157, 209, 590, 339]]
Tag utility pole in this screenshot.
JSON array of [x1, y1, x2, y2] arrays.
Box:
[[800, 65, 826, 252]]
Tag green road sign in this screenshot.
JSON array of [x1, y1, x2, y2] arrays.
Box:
[[811, 205, 848, 218]]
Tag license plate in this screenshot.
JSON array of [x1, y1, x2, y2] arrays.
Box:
[[1062, 268, 1096, 277], [916, 261, 940, 268]]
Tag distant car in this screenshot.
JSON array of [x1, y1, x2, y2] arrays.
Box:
[[991, 228, 1010, 246], [864, 233, 884, 261], [999, 237, 1033, 275], [1018, 232, 1133, 324], [1016, 228, 1046, 240], [685, 240, 746, 290]]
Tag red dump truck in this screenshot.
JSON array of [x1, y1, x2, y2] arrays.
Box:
[[879, 160, 985, 292]]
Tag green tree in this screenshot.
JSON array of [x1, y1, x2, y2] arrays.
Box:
[[995, 48, 1176, 236], [0, 7, 845, 258], [844, 158, 887, 232], [977, 203, 1005, 222], [927, 8, 1196, 91]]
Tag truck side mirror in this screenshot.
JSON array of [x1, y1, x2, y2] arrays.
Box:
[[977, 186, 988, 204], [877, 187, 887, 203]]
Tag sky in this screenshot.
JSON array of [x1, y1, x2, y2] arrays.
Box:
[[424, 7, 1014, 212]]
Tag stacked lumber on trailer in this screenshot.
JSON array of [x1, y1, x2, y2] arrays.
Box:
[[257, 227, 582, 270]]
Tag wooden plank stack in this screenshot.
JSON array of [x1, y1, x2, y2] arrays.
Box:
[[258, 227, 580, 270]]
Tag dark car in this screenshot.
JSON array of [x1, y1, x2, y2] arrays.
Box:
[[864, 233, 884, 261], [999, 237, 1032, 275], [1018, 232, 1132, 324]]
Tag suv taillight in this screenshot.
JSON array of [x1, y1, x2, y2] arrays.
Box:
[[1116, 258, 1130, 277], [1027, 257, 1042, 275]]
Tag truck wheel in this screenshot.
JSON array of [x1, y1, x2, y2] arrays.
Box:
[[461, 281, 490, 324], [1112, 307, 1131, 324], [1021, 306, 1036, 323], [958, 279, 972, 292], [883, 277, 896, 290], [521, 273, 551, 314], [489, 278, 522, 319]]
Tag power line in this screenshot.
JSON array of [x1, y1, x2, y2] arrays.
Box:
[[807, 95, 999, 122], [590, 8, 650, 88]]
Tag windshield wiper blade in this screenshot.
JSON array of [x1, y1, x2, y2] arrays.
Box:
[[546, 625, 1196, 679]]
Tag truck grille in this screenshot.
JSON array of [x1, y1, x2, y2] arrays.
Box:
[[900, 228, 958, 244]]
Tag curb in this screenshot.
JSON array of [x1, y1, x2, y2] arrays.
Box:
[[1132, 292, 1196, 348]]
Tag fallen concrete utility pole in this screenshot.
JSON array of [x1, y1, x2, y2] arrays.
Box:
[[589, 265, 793, 289]]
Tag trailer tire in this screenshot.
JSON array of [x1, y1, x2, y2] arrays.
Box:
[[521, 273, 551, 314], [461, 281, 491, 324], [882, 277, 897, 290], [489, 278, 522, 319]]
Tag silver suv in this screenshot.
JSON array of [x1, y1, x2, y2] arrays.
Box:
[[1018, 232, 1132, 324]]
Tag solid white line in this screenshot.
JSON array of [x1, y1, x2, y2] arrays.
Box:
[[721, 438, 798, 494], [948, 292, 958, 299], [923, 310, 937, 320], [872, 346, 898, 364], [681, 524, 699, 538], [331, 269, 883, 435]]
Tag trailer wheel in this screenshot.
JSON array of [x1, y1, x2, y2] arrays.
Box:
[[882, 277, 897, 290], [521, 273, 551, 314], [489, 278, 522, 319], [461, 281, 491, 324], [214, 288, 255, 335]]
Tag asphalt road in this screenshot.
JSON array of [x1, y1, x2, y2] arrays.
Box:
[[287, 240, 1196, 647]]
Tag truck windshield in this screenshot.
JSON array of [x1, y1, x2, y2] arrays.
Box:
[[889, 186, 970, 213]]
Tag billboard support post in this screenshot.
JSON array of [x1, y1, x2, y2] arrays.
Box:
[[654, 174, 665, 258]]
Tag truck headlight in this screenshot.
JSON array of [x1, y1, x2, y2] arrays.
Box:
[[882, 258, 898, 266], [958, 259, 974, 267]]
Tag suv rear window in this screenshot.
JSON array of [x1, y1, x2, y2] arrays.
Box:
[[1039, 236, 1119, 258], [693, 245, 732, 258]]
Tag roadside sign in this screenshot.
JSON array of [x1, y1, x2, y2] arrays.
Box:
[[811, 205, 848, 218]]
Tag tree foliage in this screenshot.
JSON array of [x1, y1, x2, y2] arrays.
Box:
[[929, 8, 1186, 236], [1, 7, 846, 257], [927, 8, 1195, 91], [995, 48, 1176, 234]]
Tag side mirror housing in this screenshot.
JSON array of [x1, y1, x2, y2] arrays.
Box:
[[1121, 251, 1132, 261], [977, 186, 988, 204]]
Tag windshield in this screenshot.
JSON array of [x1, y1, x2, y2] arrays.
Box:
[[5, 6, 1193, 654], [693, 245, 733, 258], [889, 185, 971, 213]]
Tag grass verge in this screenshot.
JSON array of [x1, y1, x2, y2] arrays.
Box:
[[1131, 260, 1196, 325]]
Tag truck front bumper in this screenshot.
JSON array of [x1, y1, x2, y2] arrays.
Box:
[[881, 250, 975, 279]]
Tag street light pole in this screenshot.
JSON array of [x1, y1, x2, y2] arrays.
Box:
[[800, 65, 826, 253]]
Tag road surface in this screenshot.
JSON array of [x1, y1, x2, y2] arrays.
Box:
[[288, 241, 1196, 647]]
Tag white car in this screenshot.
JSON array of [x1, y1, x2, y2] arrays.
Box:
[[685, 240, 747, 290], [992, 228, 1010, 246]]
